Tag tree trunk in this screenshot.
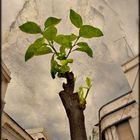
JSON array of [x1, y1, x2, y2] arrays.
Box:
[[59, 72, 87, 140]]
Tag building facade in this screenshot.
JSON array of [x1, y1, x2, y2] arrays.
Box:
[[1, 62, 34, 140], [97, 55, 139, 140], [1, 62, 52, 140], [1, 112, 34, 140], [26, 128, 52, 140], [1, 61, 11, 110]]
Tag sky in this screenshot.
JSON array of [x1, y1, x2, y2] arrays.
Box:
[[2, 0, 138, 140]]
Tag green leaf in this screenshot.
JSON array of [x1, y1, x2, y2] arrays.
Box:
[[74, 76, 77, 84], [51, 67, 57, 79], [25, 38, 53, 61], [57, 52, 66, 60], [25, 44, 35, 61], [51, 55, 61, 79], [68, 34, 77, 41], [60, 46, 66, 54], [78, 86, 84, 99], [60, 59, 73, 65], [70, 9, 83, 28], [19, 21, 42, 34], [79, 25, 103, 38], [25, 38, 44, 61], [55, 36, 72, 48], [76, 42, 93, 57], [78, 86, 86, 107], [43, 26, 57, 41], [54, 34, 77, 47], [60, 65, 70, 74], [86, 77, 91, 87], [55, 35, 68, 45], [45, 17, 61, 28], [35, 45, 53, 55], [34, 38, 45, 46]]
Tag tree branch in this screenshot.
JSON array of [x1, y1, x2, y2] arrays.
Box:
[[62, 72, 75, 94], [66, 36, 80, 58], [47, 40, 58, 54]]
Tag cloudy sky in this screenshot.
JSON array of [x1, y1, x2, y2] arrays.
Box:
[[2, 0, 138, 140]]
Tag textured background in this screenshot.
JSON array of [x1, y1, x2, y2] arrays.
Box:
[[2, 0, 138, 140]]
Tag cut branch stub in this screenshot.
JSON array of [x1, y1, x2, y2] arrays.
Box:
[[62, 72, 74, 94], [60, 71, 87, 110], [59, 71, 87, 140]]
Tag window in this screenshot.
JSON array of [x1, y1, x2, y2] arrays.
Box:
[[102, 133, 106, 140], [101, 119, 134, 140], [38, 138, 45, 140], [116, 120, 134, 140]]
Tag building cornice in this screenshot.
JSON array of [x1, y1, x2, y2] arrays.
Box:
[[3, 111, 34, 140], [2, 61, 11, 82], [121, 55, 139, 73]]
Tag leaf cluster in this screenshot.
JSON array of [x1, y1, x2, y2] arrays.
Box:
[[19, 9, 103, 105], [78, 77, 92, 109], [19, 9, 103, 79]]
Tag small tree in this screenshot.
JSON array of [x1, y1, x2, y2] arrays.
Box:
[[19, 9, 103, 140]]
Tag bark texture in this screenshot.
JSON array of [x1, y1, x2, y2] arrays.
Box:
[[59, 72, 87, 140]]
